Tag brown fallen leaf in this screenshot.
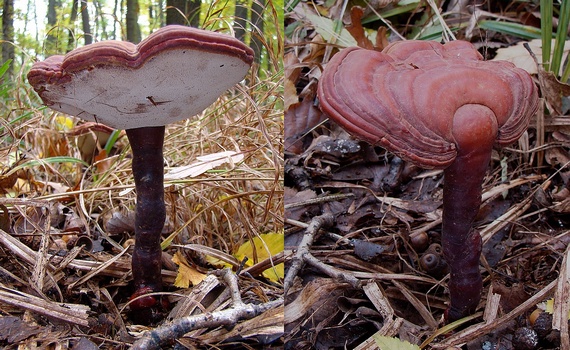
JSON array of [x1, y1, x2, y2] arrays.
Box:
[[538, 68, 570, 116], [0, 316, 42, 343], [285, 52, 301, 111], [172, 251, 207, 288], [346, 7, 375, 50], [284, 93, 326, 154]]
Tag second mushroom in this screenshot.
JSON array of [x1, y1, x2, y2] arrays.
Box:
[[317, 40, 538, 321], [28, 25, 254, 319]]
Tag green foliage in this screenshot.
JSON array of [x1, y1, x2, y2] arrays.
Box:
[[361, 1, 422, 24], [540, 0, 570, 81], [478, 20, 544, 40], [7, 0, 277, 80], [0, 59, 13, 99], [541, 0, 553, 71], [551, 0, 570, 80], [4, 156, 89, 177]]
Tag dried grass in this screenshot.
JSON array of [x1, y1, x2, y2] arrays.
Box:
[[285, 1, 570, 349], [0, 15, 283, 348]]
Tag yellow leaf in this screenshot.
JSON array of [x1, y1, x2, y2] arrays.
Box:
[[546, 298, 554, 313], [545, 298, 570, 319], [54, 115, 75, 131], [204, 254, 233, 269], [172, 251, 207, 288], [262, 262, 284, 282], [204, 255, 226, 268], [234, 232, 284, 282]]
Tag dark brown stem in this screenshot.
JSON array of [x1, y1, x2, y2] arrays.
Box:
[[442, 104, 497, 322], [126, 126, 166, 297]]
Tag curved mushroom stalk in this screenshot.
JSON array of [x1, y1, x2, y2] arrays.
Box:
[[317, 40, 538, 322], [126, 126, 166, 299], [442, 104, 497, 321]]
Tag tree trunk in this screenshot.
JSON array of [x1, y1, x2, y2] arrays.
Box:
[[157, 0, 165, 27], [112, 0, 118, 39], [67, 0, 79, 51], [46, 0, 58, 53], [2, 0, 14, 79], [166, 0, 200, 27], [81, 0, 92, 45], [234, 0, 247, 42], [126, 0, 141, 43], [93, 0, 108, 40], [250, 0, 265, 65]]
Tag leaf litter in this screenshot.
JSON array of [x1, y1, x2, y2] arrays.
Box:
[[285, 1, 570, 349], [0, 20, 284, 349]]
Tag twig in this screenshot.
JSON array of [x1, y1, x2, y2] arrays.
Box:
[[553, 245, 570, 349], [130, 269, 283, 350], [432, 279, 557, 348], [0, 284, 90, 327], [284, 193, 354, 209], [303, 252, 361, 288], [0, 228, 174, 284], [284, 213, 334, 294]]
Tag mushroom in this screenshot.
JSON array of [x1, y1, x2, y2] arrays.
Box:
[[317, 40, 538, 321], [28, 25, 254, 318]]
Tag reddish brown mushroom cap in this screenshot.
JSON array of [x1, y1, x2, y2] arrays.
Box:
[[27, 25, 254, 130], [317, 40, 538, 168]]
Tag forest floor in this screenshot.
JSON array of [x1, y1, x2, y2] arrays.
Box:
[[0, 48, 284, 348], [284, 1, 570, 349]]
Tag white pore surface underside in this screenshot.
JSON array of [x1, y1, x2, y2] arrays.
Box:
[[43, 50, 249, 130]]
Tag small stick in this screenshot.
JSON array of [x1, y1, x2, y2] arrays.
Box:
[[130, 269, 283, 350], [284, 212, 334, 294]]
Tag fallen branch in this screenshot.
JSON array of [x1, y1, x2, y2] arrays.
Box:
[[283, 212, 334, 293], [0, 284, 90, 327], [130, 269, 283, 349]]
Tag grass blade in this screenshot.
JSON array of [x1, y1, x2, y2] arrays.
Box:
[[551, 0, 570, 76], [478, 20, 544, 40], [541, 0, 553, 71]]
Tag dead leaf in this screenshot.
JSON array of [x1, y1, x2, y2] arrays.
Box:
[[105, 210, 136, 234], [172, 251, 207, 288], [70, 122, 118, 162], [545, 146, 570, 166], [493, 39, 570, 75], [375, 26, 389, 51], [494, 39, 570, 115], [284, 87, 326, 155], [62, 207, 85, 234], [352, 239, 386, 262], [493, 282, 530, 314], [285, 278, 348, 324], [234, 233, 284, 282], [165, 151, 244, 179], [94, 150, 113, 174], [284, 187, 320, 222], [537, 69, 570, 116], [0, 316, 42, 343], [71, 337, 99, 350], [0, 172, 17, 191], [552, 197, 570, 213], [346, 7, 375, 50], [373, 335, 421, 350], [0, 205, 9, 232], [285, 52, 301, 111]]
